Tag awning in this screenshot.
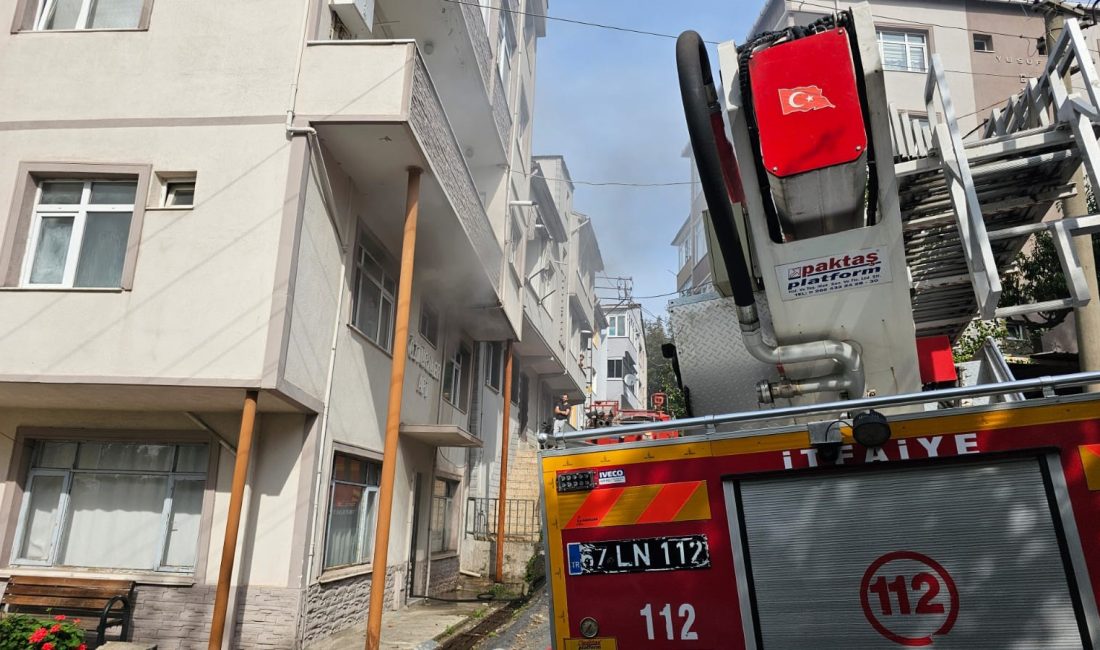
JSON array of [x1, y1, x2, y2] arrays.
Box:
[[399, 423, 482, 447]]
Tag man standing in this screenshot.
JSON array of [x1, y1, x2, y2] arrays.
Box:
[[553, 393, 571, 434]]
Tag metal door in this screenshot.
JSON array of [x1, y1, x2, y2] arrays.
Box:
[[728, 458, 1091, 648]]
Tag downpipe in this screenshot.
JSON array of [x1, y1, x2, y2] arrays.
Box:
[[739, 305, 865, 403]]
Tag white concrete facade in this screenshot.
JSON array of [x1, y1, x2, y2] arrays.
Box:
[[0, 0, 600, 647], [592, 303, 648, 411]]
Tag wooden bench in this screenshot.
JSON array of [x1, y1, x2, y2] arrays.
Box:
[[1, 576, 135, 648]]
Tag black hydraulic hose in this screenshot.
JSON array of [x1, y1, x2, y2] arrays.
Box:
[[676, 30, 756, 308]]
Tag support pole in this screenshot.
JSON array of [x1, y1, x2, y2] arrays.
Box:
[[365, 166, 422, 650], [494, 342, 514, 582], [1043, 9, 1100, 390], [208, 390, 259, 650]]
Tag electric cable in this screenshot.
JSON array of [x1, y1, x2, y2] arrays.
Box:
[[440, 0, 720, 44]]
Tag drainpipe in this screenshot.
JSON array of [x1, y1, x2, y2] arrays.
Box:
[[208, 390, 259, 650], [494, 341, 514, 582], [365, 166, 422, 650]]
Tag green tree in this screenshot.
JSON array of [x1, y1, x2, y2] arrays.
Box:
[[1000, 231, 1071, 330], [643, 316, 687, 418], [953, 318, 1009, 363]]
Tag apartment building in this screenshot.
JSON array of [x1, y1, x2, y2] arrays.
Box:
[[591, 302, 648, 411], [0, 0, 599, 647]]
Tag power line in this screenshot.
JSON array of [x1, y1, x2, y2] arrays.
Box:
[[441, 0, 720, 44], [514, 169, 694, 187]]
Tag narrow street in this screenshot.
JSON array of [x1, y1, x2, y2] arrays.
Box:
[[476, 585, 550, 650]]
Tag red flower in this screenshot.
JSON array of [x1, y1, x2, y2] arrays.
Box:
[[78, 645, 87, 650], [73, 619, 81, 624], [50, 624, 61, 633], [42, 643, 55, 650], [53, 615, 66, 621], [28, 627, 48, 643]]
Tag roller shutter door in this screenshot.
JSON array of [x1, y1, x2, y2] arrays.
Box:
[[734, 458, 1087, 649]]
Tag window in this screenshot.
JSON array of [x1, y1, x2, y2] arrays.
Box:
[[13, 441, 208, 572], [607, 314, 627, 338], [443, 344, 472, 411], [419, 303, 439, 347], [323, 453, 381, 569], [607, 358, 624, 379], [497, 0, 516, 102], [510, 366, 530, 429], [486, 341, 504, 391], [429, 478, 458, 553], [31, 0, 143, 30], [165, 181, 195, 207], [973, 33, 993, 52], [678, 239, 691, 270], [694, 214, 708, 261], [877, 30, 928, 73], [479, 0, 492, 27], [352, 230, 397, 352], [21, 179, 137, 288], [1006, 322, 1028, 341], [509, 216, 524, 270]]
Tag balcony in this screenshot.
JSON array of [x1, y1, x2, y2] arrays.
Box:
[[296, 41, 513, 340], [373, 0, 511, 157]]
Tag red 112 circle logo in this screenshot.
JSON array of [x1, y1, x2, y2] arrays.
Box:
[[859, 551, 959, 646]]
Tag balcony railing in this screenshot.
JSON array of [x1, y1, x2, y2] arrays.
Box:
[[465, 497, 540, 542]]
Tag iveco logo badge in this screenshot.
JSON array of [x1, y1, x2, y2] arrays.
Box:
[[597, 469, 626, 486], [779, 85, 835, 114]]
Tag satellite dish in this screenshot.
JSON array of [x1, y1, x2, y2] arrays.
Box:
[[623, 373, 638, 388]]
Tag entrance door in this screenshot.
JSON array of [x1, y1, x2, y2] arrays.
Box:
[[407, 472, 428, 600], [727, 457, 1093, 648]]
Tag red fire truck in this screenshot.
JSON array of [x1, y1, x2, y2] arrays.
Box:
[[539, 3, 1100, 648]]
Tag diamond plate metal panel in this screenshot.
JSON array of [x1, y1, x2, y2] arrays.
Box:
[[668, 291, 779, 416]]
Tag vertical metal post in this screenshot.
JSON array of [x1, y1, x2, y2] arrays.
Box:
[[208, 390, 259, 650], [365, 167, 422, 650], [495, 341, 514, 582], [1044, 10, 1100, 390]]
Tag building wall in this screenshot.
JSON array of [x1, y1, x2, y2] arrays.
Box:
[[0, 123, 292, 383]]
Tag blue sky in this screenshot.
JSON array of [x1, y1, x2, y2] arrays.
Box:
[[531, 1, 758, 318]]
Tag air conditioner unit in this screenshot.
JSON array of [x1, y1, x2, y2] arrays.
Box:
[[331, 0, 375, 37]]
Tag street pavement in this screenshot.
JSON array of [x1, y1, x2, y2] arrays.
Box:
[[477, 584, 550, 650]]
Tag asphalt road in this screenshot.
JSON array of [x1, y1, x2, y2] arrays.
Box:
[[477, 584, 550, 650]]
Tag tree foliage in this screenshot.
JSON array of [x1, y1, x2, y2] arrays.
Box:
[[1000, 231, 1071, 330], [642, 316, 688, 419], [952, 318, 1008, 363]]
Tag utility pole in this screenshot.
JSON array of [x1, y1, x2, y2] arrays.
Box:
[[1037, 0, 1100, 388]]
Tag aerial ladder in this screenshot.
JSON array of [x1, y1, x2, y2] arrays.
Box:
[[537, 4, 1100, 648]]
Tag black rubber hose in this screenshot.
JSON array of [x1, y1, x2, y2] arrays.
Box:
[[675, 30, 756, 308]]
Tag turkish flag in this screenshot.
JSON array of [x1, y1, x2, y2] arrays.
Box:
[[778, 85, 836, 115]]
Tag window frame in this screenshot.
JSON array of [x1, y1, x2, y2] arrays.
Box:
[[876, 28, 929, 73], [607, 314, 627, 338], [429, 478, 458, 555], [496, 0, 517, 104], [419, 302, 440, 348], [607, 358, 624, 379], [1, 163, 151, 290], [13, 0, 153, 32], [486, 341, 503, 392], [351, 228, 398, 353], [322, 451, 382, 571], [443, 343, 473, 411], [7, 436, 215, 576], [973, 33, 994, 53], [19, 180, 137, 289]]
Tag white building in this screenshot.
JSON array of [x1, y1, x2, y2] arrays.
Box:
[[591, 302, 648, 411], [0, 0, 599, 647]]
